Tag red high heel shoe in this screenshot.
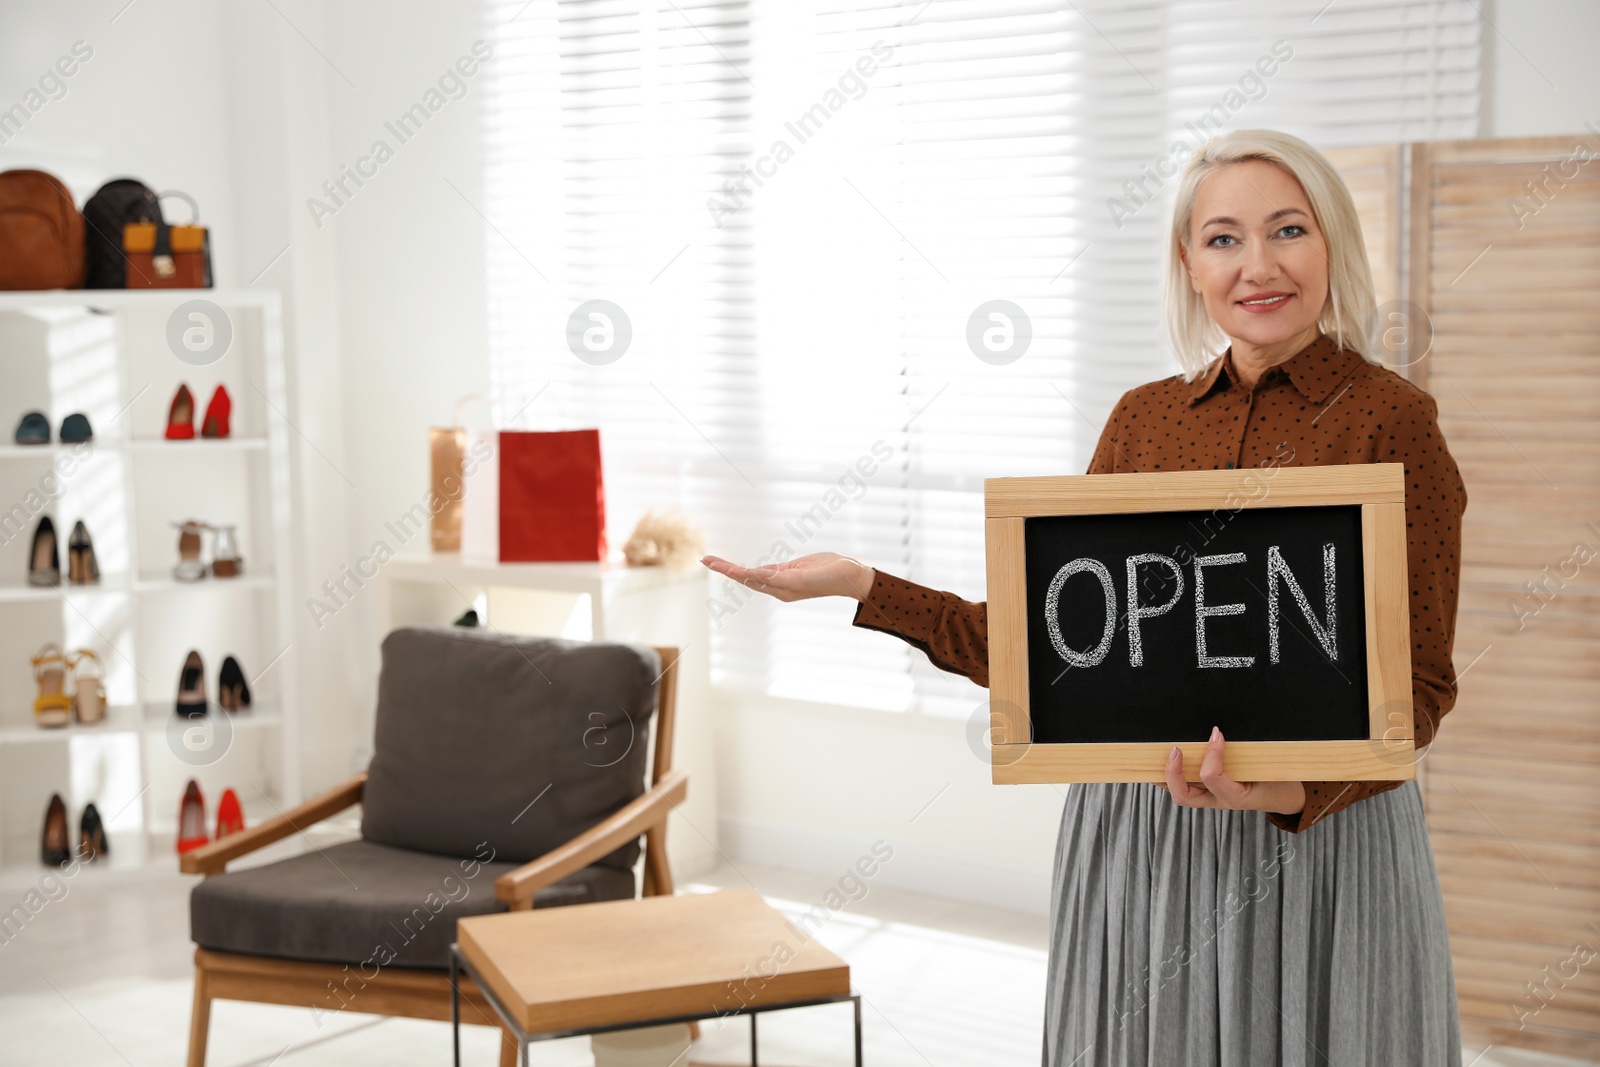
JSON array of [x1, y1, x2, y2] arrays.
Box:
[[201, 385, 231, 438], [177, 779, 209, 854], [166, 384, 195, 440], [215, 788, 245, 839]]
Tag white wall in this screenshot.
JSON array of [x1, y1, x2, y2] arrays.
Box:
[[313, 1, 495, 756], [1483, 0, 1600, 138], [214, 2, 361, 796], [714, 688, 1064, 915], [0, 3, 239, 254]]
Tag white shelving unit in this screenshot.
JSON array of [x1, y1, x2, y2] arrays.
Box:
[[0, 288, 299, 869]]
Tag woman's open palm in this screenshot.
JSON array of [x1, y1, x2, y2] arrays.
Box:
[[700, 551, 874, 603]]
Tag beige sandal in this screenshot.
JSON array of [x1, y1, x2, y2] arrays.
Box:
[[173, 520, 208, 581], [69, 649, 106, 725], [31, 644, 72, 728]]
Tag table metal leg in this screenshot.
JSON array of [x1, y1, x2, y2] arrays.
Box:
[[521, 1034, 529, 1067], [853, 995, 862, 1067], [449, 947, 461, 1067], [750, 1009, 758, 1066]]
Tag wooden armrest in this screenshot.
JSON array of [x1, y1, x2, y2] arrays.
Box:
[[179, 772, 368, 876], [495, 769, 688, 906]]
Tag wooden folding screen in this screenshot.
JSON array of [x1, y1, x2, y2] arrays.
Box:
[[1326, 144, 1405, 315], [1334, 133, 1600, 1060], [1409, 134, 1600, 1060]]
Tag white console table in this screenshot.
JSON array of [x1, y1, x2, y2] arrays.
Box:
[[375, 553, 719, 880]]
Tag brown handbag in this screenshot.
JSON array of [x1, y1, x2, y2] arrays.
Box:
[[124, 190, 212, 288], [0, 169, 85, 290]]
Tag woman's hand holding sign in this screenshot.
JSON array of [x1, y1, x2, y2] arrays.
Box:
[[1164, 726, 1307, 815]]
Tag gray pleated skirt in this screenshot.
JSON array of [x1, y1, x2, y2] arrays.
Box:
[[1042, 781, 1460, 1067]]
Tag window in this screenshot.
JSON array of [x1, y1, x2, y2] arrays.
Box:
[[479, 0, 1480, 716]]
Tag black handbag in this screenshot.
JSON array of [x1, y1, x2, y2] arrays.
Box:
[[83, 178, 162, 289]]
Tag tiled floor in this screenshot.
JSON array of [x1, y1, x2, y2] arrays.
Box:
[[0, 850, 1592, 1066]]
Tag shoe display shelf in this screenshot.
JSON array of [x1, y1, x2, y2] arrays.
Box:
[[0, 289, 300, 870]]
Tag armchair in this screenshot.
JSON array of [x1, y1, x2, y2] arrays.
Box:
[[180, 628, 688, 1067]]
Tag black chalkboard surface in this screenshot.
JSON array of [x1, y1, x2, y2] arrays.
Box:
[[1022, 504, 1368, 745]]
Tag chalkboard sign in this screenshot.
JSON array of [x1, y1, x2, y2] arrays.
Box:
[[983, 464, 1414, 784]]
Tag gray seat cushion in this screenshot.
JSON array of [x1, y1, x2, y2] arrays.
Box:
[[360, 628, 660, 874], [190, 839, 635, 968]]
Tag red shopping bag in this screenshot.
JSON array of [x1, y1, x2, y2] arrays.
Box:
[[497, 429, 607, 562]]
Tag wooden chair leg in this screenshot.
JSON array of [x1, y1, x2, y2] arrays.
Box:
[[186, 963, 212, 1067], [498, 1022, 520, 1067]]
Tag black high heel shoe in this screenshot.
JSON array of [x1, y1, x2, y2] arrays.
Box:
[[42, 794, 70, 866], [218, 655, 251, 712], [68, 520, 100, 585], [28, 516, 60, 587], [79, 802, 108, 861], [176, 650, 208, 718]]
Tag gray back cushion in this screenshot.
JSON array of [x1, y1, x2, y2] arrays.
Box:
[[361, 627, 659, 872]]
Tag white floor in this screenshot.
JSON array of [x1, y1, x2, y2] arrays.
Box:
[[0, 850, 1592, 1067]]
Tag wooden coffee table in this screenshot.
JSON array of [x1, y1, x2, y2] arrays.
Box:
[[450, 888, 861, 1066]]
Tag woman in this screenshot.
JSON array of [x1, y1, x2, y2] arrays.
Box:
[[702, 129, 1467, 1066]]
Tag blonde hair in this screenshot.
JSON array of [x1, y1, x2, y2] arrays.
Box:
[[1162, 128, 1378, 380]]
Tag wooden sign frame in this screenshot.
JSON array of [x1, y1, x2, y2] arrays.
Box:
[[984, 463, 1414, 784]]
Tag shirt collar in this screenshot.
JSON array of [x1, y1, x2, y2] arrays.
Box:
[[1188, 331, 1360, 405]]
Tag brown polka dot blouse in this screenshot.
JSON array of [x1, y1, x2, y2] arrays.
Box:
[[851, 330, 1467, 833]]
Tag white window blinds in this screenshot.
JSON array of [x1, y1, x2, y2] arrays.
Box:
[[478, 0, 1480, 716]]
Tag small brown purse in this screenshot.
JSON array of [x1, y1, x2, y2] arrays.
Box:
[[124, 190, 212, 288]]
